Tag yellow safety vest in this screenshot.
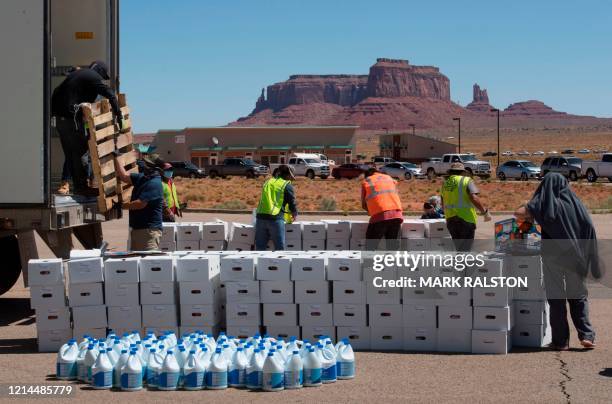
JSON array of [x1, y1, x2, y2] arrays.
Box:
[[162, 181, 180, 211], [257, 177, 291, 220], [441, 175, 478, 224]]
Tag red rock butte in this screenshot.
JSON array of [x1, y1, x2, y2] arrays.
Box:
[[232, 58, 612, 131]]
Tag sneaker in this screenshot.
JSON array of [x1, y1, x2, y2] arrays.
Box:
[[580, 340, 595, 349], [56, 181, 70, 195], [547, 343, 569, 351]]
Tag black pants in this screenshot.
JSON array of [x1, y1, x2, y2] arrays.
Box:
[[543, 262, 595, 346], [445, 216, 476, 251], [365, 218, 402, 250], [56, 116, 89, 190]]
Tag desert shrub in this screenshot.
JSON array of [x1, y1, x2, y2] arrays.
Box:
[[319, 197, 337, 211], [213, 199, 248, 210]]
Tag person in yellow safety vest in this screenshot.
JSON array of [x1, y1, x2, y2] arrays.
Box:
[[440, 162, 491, 251], [161, 163, 182, 222], [255, 165, 298, 251], [361, 167, 404, 250]]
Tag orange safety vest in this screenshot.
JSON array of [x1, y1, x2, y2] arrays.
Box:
[[362, 172, 402, 216]]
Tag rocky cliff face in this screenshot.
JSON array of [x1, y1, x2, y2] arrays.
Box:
[[503, 100, 567, 116], [466, 83, 492, 112]]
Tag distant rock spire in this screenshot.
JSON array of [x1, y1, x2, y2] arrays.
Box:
[[254, 88, 267, 112], [466, 83, 493, 112]]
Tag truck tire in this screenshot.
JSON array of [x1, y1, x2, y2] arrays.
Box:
[[586, 169, 597, 183], [320, 175, 328, 180], [497, 172, 506, 181], [569, 171, 578, 182], [209, 170, 218, 179], [464, 167, 473, 177], [0, 235, 22, 296], [427, 168, 436, 180], [404, 172, 412, 180], [306, 170, 315, 180], [245, 170, 255, 179], [520, 172, 528, 181], [189, 173, 196, 179]]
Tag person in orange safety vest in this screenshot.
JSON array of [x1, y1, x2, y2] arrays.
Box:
[[361, 167, 404, 250]]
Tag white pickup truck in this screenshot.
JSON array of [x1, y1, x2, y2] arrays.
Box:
[[269, 153, 331, 179], [582, 153, 612, 182], [421, 153, 492, 179]]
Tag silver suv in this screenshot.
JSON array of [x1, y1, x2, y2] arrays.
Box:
[[541, 156, 582, 181]]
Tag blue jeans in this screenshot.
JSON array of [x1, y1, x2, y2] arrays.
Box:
[[255, 218, 285, 251]]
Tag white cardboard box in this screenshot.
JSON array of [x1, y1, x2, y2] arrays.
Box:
[[230, 223, 255, 244], [301, 222, 327, 240], [107, 306, 142, 329], [30, 284, 66, 309], [104, 282, 139, 307], [160, 241, 176, 252], [263, 303, 298, 326], [226, 326, 260, 339], [367, 284, 401, 305], [333, 304, 367, 327], [179, 281, 217, 305], [68, 282, 104, 307], [327, 256, 362, 281], [402, 287, 444, 305], [439, 287, 471, 306], [437, 328, 472, 352], [438, 305, 473, 329], [512, 324, 551, 347], [145, 327, 179, 336], [176, 255, 220, 282], [370, 326, 403, 351], [260, 281, 294, 303], [333, 281, 366, 304], [301, 326, 335, 342], [294, 281, 330, 303], [423, 219, 450, 238], [176, 222, 202, 241], [302, 239, 326, 251], [256, 256, 292, 281], [327, 238, 350, 251], [473, 306, 513, 331], [349, 221, 369, 240], [514, 277, 546, 300], [227, 241, 253, 251], [285, 240, 302, 251], [177, 240, 200, 251], [349, 238, 366, 250], [471, 330, 511, 354], [28, 258, 64, 286], [226, 303, 261, 326], [139, 256, 174, 282], [402, 304, 437, 328], [72, 327, 107, 340], [37, 328, 73, 352], [220, 256, 255, 282], [401, 220, 426, 239], [473, 286, 512, 307], [429, 237, 455, 251], [140, 282, 176, 305], [36, 307, 70, 331], [104, 257, 140, 284], [474, 258, 504, 278], [336, 326, 370, 350], [180, 304, 219, 326], [406, 238, 430, 251], [509, 255, 543, 279], [72, 305, 107, 329], [201, 221, 228, 241], [225, 281, 260, 303], [299, 303, 333, 326], [200, 239, 226, 251], [285, 223, 302, 241], [403, 327, 437, 352], [266, 326, 301, 340], [323, 220, 351, 240], [161, 223, 177, 242], [180, 325, 220, 337], [291, 256, 326, 281], [67, 258, 104, 284], [369, 304, 402, 327], [141, 304, 178, 327], [514, 300, 548, 325]]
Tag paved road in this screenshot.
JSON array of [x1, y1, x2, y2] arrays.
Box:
[[1, 214, 611, 403]]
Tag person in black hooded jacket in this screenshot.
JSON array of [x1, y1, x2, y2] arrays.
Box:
[[51, 60, 123, 195], [515, 173, 601, 350]]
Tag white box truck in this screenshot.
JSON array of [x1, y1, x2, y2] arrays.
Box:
[[0, 0, 120, 294]]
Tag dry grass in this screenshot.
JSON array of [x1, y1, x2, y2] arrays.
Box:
[[174, 176, 611, 212]]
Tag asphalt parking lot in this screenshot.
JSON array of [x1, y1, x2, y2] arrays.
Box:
[[1, 213, 611, 403]]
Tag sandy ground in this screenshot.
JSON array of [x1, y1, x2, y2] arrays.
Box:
[[1, 213, 611, 403]]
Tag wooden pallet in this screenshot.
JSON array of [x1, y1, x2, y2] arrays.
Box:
[[82, 93, 139, 213]]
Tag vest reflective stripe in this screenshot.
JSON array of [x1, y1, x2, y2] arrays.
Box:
[[362, 173, 402, 216], [256, 177, 289, 216], [162, 182, 180, 210], [441, 175, 477, 224]]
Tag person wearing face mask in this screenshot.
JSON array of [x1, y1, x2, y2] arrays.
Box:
[[52, 60, 124, 196], [160, 163, 182, 222]]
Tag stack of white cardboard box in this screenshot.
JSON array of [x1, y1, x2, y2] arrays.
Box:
[[160, 221, 228, 252], [68, 257, 107, 339]]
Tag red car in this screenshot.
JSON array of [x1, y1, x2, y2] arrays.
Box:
[[331, 163, 368, 179]]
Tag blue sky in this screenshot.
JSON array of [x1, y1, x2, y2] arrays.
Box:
[[121, 0, 612, 133]]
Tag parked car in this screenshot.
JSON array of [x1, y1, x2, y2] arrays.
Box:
[[482, 151, 497, 157], [331, 163, 368, 179], [578, 149, 590, 154], [169, 161, 206, 178], [204, 158, 269, 179], [496, 160, 541, 181], [532, 151, 545, 156], [379, 162, 423, 180], [541, 156, 582, 181], [372, 156, 397, 168], [582, 153, 612, 182], [561, 149, 575, 155], [270, 153, 330, 179], [517, 151, 530, 156], [421, 153, 491, 179], [548, 150, 559, 154], [502, 151, 513, 156]]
